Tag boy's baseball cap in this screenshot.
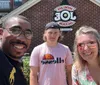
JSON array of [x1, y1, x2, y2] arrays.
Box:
[[45, 21, 60, 30]]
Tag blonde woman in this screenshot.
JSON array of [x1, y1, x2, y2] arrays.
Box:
[[72, 26, 100, 85]]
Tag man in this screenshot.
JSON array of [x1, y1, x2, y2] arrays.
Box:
[[0, 28, 3, 47], [30, 21, 73, 85], [0, 15, 33, 85]]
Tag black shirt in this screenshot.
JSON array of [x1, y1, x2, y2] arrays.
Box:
[[0, 50, 27, 85]]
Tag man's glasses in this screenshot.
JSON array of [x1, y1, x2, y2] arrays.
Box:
[[77, 41, 97, 50], [5, 27, 33, 39]]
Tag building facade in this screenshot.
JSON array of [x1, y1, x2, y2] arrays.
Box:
[[1, 0, 100, 54]]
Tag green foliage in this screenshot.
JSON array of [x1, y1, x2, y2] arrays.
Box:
[[23, 56, 30, 85]]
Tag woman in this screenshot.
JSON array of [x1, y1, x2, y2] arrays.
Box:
[[29, 21, 73, 85], [72, 25, 100, 85]]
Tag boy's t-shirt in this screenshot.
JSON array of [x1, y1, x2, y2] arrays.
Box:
[[30, 42, 73, 85]]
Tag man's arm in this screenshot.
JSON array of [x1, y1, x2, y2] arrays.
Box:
[[66, 64, 72, 85], [30, 66, 39, 85]]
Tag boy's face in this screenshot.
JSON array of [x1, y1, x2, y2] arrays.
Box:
[[44, 28, 61, 44]]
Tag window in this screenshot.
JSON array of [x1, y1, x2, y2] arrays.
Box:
[[0, 0, 27, 17], [0, 0, 12, 12]]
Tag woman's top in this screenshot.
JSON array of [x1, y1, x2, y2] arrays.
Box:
[[72, 64, 97, 85]]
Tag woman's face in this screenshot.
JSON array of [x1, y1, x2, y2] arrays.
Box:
[[76, 34, 98, 62]]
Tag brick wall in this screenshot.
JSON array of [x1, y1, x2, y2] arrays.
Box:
[[20, 0, 100, 54]]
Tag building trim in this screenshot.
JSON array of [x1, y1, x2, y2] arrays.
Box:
[[90, 0, 100, 7], [0, 0, 41, 24]]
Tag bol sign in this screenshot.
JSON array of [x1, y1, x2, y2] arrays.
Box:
[[54, 5, 77, 27]]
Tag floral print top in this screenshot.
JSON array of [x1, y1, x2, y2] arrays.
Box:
[[72, 64, 97, 85]]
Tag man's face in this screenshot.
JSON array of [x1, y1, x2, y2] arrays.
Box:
[[0, 28, 3, 39], [2, 18, 32, 60], [0, 28, 3, 47]]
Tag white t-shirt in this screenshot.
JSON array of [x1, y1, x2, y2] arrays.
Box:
[[29, 42, 73, 85]]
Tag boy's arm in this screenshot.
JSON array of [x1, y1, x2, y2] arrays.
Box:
[[66, 64, 72, 85], [30, 66, 39, 85]]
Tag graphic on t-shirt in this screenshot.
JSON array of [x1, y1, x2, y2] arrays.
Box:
[[41, 54, 64, 64], [43, 54, 54, 60], [9, 67, 16, 85]]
